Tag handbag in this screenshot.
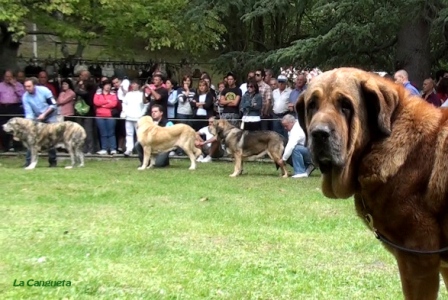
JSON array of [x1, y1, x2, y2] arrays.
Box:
[[74, 97, 90, 115], [111, 107, 120, 118]]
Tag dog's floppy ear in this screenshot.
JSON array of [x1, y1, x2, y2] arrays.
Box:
[[361, 76, 399, 136], [295, 93, 308, 141]]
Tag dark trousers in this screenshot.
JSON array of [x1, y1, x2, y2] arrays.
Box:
[[243, 121, 261, 131], [174, 113, 192, 155], [76, 117, 99, 153], [135, 141, 170, 167], [0, 103, 24, 151], [115, 119, 126, 151], [26, 148, 57, 166], [260, 114, 272, 131]]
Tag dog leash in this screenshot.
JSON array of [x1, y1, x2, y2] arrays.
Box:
[[362, 195, 448, 254]]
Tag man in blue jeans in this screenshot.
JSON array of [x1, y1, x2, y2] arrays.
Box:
[[279, 114, 315, 178], [22, 78, 58, 168]]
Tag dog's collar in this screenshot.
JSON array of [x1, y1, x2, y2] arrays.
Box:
[[361, 195, 448, 254]]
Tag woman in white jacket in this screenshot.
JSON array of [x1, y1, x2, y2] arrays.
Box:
[[121, 80, 148, 156]]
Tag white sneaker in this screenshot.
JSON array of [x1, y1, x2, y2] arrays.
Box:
[[306, 164, 316, 177], [196, 155, 204, 162], [201, 155, 212, 163], [96, 150, 108, 155], [292, 173, 308, 178], [124, 150, 132, 157], [169, 151, 176, 157], [110, 150, 117, 155]]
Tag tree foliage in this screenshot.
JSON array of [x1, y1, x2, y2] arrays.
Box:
[[2, 0, 448, 84], [0, 0, 224, 59], [184, 0, 448, 85]]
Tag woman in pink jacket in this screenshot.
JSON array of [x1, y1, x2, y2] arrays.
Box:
[[56, 79, 76, 121], [93, 80, 119, 155]]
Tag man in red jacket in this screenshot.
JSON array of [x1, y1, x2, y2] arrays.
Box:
[[38, 71, 58, 98]]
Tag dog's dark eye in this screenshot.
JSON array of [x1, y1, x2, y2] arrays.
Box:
[[307, 99, 317, 114], [339, 97, 352, 119]]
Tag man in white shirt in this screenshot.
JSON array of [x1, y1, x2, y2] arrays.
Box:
[[272, 75, 292, 138], [196, 116, 224, 162], [112, 77, 130, 101], [280, 114, 315, 178]]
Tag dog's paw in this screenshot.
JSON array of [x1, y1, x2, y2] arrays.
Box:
[[189, 166, 196, 170], [137, 166, 146, 170], [229, 173, 238, 177], [65, 166, 73, 169], [78, 164, 84, 168], [282, 174, 288, 178], [24, 166, 35, 170]]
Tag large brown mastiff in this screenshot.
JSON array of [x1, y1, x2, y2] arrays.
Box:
[[296, 67, 448, 299]]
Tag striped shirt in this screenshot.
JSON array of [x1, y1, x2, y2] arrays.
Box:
[[258, 81, 272, 115]]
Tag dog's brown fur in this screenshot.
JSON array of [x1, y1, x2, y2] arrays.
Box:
[[136, 116, 201, 170], [209, 119, 288, 177], [296, 67, 448, 299], [2, 117, 86, 169]]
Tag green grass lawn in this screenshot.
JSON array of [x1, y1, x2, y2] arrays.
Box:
[[0, 157, 446, 299]]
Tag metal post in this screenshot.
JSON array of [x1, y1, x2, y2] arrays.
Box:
[[32, 23, 37, 58]]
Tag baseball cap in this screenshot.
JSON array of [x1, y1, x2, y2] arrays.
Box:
[[277, 75, 288, 83]]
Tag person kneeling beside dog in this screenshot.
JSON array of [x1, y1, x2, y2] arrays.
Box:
[[134, 104, 173, 168], [195, 116, 224, 162], [279, 114, 315, 178]]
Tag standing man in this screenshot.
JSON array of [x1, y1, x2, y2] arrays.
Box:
[[38, 70, 58, 98], [135, 104, 173, 168], [264, 69, 274, 85], [288, 74, 307, 115], [255, 69, 273, 131], [0, 70, 25, 151], [280, 114, 315, 178], [16, 71, 26, 85], [272, 75, 292, 138], [143, 74, 169, 117], [219, 72, 242, 126], [394, 70, 420, 96], [269, 78, 278, 91], [112, 76, 130, 103], [22, 78, 58, 168], [421, 78, 441, 107]]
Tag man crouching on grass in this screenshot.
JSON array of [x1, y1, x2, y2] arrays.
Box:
[[134, 104, 173, 168], [195, 116, 224, 162]]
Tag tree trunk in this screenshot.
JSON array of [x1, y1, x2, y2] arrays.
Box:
[[61, 41, 86, 59], [395, 17, 431, 90], [0, 26, 20, 74], [252, 17, 265, 52]]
